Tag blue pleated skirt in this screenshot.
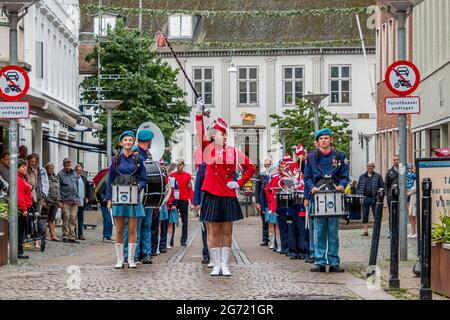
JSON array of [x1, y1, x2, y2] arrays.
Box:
[[200, 191, 243, 222], [169, 209, 178, 224], [267, 210, 278, 224], [159, 204, 169, 221], [112, 203, 145, 217]]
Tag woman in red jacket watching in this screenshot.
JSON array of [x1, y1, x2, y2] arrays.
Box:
[[17, 159, 33, 259], [195, 98, 256, 276]]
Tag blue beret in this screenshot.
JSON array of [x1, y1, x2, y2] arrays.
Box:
[[132, 145, 139, 152], [137, 129, 154, 142], [314, 128, 333, 140], [119, 130, 135, 141]]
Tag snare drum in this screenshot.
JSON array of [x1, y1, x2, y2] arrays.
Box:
[[312, 191, 345, 217], [276, 192, 293, 210]]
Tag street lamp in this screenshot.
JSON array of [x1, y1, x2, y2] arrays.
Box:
[[98, 100, 123, 166], [359, 132, 375, 164], [379, 0, 424, 262], [1, 0, 39, 265], [303, 93, 329, 132]]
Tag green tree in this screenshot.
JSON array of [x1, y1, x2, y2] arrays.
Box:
[[80, 21, 191, 153], [270, 99, 352, 155]]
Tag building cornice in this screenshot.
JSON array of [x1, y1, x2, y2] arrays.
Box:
[[157, 47, 375, 58]]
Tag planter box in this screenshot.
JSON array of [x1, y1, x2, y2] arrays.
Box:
[[431, 243, 450, 297], [0, 220, 8, 266]]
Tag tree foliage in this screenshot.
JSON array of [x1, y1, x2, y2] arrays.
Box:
[[80, 21, 191, 152], [270, 99, 353, 156]]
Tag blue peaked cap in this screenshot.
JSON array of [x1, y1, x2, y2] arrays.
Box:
[[314, 128, 333, 140], [119, 130, 135, 141], [137, 129, 154, 142]]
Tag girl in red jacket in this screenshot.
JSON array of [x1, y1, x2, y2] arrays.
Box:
[[17, 159, 33, 259], [195, 98, 256, 276]]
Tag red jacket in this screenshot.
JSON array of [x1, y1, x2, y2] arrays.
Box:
[[18, 174, 33, 213], [264, 174, 282, 213], [195, 114, 256, 198], [168, 171, 193, 203]]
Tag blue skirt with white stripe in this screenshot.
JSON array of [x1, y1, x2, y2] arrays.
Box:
[[112, 203, 145, 218]]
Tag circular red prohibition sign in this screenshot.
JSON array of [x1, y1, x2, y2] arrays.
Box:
[[0, 65, 30, 101], [385, 60, 421, 96]]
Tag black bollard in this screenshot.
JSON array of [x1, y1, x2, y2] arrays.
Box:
[[420, 178, 432, 300], [366, 188, 385, 278], [389, 184, 400, 289]]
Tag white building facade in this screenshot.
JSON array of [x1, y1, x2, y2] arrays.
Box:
[[411, 0, 450, 158], [164, 48, 376, 178], [0, 0, 84, 172]]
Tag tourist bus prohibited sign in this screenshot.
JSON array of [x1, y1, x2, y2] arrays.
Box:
[[0, 65, 30, 101], [385, 60, 420, 96]]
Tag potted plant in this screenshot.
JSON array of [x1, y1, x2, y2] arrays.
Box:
[[431, 197, 450, 297], [0, 201, 9, 266]]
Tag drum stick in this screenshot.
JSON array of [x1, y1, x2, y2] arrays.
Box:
[[109, 208, 115, 226]]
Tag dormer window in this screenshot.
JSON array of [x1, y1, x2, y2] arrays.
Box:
[[93, 13, 121, 36], [168, 14, 193, 39]]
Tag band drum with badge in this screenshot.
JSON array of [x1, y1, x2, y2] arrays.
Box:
[[136, 122, 171, 209], [111, 159, 140, 205], [312, 191, 345, 217], [344, 194, 365, 220]]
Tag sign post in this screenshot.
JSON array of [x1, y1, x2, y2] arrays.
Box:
[[385, 59, 421, 262]]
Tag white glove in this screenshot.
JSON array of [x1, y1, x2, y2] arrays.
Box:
[[196, 96, 205, 113], [226, 181, 240, 190]]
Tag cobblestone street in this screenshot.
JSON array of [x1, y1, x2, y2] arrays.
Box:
[[0, 215, 407, 300]]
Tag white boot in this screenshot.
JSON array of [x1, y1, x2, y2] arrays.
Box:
[[210, 247, 221, 276], [221, 247, 231, 276], [276, 235, 282, 253], [269, 234, 275, 249], [167, 234, 172, 248], [128, 243, 137, 268], [114, 243, 124, 269]]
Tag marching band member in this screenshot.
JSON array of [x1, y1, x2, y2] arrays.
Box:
[[125, 129, 154, 265], [107, 131, 147, 269], [158, 160, 170, 254], [254, 159, 273, 246], [263, 166, 281, 252], [288, 144, 307, 260], [195, 98, 256, 276], [304, 128, 349, 272], [169, 159, 194, 246], [277, 155, 295, 256]]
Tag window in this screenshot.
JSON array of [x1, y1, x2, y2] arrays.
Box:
[[283, 66, 304, 105], [35, 41, 44, 79], [169, 15, 193, 38], [430, 129, 441, 157], [329, 65, 351, 104], [93, 15, 117, 36], [238, 67, 258, 105], [193, 67, 213, 105]]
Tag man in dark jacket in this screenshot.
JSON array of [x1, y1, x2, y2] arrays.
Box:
[[75, 164, 91, 240], [57, 158, 79, 243], [385, 155, 400, 217], [357, 162, 385, 236], [254, 159, 272, 246]]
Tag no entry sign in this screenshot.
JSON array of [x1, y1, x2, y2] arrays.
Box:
[[385, 60, 420, 96], [0, 65, 30, 101]]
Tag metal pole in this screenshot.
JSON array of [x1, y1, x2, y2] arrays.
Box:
[[7, 10, 19, 265], [367, 188, 385, 278], [389, 184, 400, 289], [106, 108, 112, 166], [397, 10, 408, 261], [314, 104, 319, 132], [420, 178, 432, 300], [139, 0, 143, 33], [366, 138, 370, 164]]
